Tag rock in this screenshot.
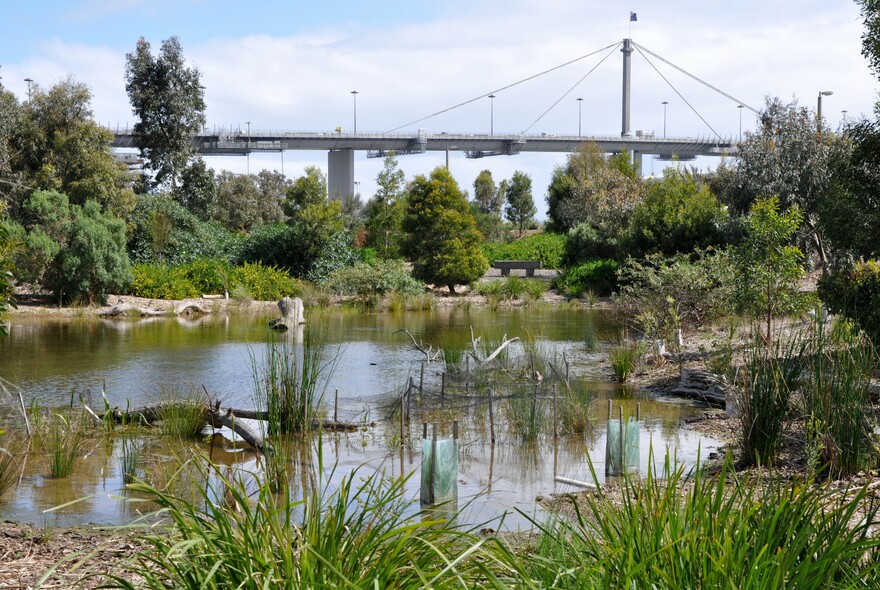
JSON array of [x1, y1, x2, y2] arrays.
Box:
[[269, 296, 306, 331], [99, 302, 166, 318], [669, 368, 727, 407], [175, 302, 210, 316]]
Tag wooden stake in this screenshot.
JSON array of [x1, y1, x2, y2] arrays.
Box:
[[334, 388, 339, 423], [488, 388, 496, 443], [400, 393, 405, 447], [453, 419, 459, 440], [552, 382, 558, 439], [419, 362, 425, 396]]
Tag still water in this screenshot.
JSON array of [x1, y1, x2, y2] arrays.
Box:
[[0, 305, 721, 528]]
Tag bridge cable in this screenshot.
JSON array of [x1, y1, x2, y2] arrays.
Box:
[[385, 41, 622, 133], [633, 44, 724, 141], [632, 41, 758, 114], [520, 43, 621, 135]]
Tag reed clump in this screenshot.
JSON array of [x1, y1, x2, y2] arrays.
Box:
[[156, 388, 209, 440], [608, 334, 645, 382], [46, 412, 83, 478]]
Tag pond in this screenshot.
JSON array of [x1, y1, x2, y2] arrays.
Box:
[[0, 304, 722, 529]]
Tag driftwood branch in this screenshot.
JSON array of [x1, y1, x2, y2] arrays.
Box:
[[395, 328, 443, 363], [468, 326, 521, 366]]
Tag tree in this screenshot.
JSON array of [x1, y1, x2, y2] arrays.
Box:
[[0, 84, 21, 191], [212, 172, 263, 231], [402, 166, 487, 293], [473, 169, 502, 216], [15, 190, 131, 304], [504, 171, 536, 236], [284, 166, 328, 217], [721, 97, 843, 266], [175, 158, 217, 220], [364, 155, 407, 258], [546, 143, 643, 239], [125, 36, 206, 191], [0, 201, 18, 334], [625, 166, 729, 258], [10, 78, 134, 217], [734, 196, 807, 341]]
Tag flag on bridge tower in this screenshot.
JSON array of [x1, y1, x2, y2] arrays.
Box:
[[630, 12, 637, 21]]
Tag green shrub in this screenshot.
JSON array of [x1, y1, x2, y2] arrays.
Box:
[[554, 259, 618, 297], [819, 260, 880, 347], [617, 248, 735, 339], [328, 260, 424, 306], [229, 262, 296, 301], [130, 264, 199, 300], [131, 260, 295, 301], [482, 232, 565, 269], [562, 223, 619, 266]]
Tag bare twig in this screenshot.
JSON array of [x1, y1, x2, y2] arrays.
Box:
[[395, 328, 443, 363]]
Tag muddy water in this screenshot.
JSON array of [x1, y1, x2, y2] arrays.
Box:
[[0, 305, 722, 528]]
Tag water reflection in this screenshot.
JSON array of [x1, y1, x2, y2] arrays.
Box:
[[0, 308, 721, 528]]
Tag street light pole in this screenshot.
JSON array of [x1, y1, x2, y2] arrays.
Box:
[[351, 90, 359, 133], [738, 105, 744, 142], [817, 90, 833, 131], [24, 78, 34, 103], [661, 101, 668, 139], [577, 97, 583, 137], [488, 94, 495, 136]]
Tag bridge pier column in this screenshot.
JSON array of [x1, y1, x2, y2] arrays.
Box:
[[328, 149, 354, 200], [632, 150, 642, 173]]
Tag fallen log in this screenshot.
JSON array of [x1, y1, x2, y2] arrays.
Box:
[[213, 408, 272, 455], [668, 368, 727, 407], [107, 403, 360, 433]]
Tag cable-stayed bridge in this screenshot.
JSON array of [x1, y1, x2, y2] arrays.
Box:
[[111, 38, 750, 198]]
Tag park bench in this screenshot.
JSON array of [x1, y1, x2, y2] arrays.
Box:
[[493, 260, 542, 277]]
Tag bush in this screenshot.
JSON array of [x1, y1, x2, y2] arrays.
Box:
[[128, 194, 241, 265], [329, 260, 424, 306], [482, 232, 565, 269], [553, 259, 618, 297], [819, 260, 880, 347], [617, 249, 735, 339], [130, 259, 295, 301], [562, 223, 619, 266]]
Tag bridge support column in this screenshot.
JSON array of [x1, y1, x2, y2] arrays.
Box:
[[621, 38, 633, 137], [328, 149, 354, 200], [631, 150, 643, 173]]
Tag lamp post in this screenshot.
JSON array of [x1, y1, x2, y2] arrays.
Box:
[[351, 90, 359, 133], [245, 121, 251, 175], [841, 110, 848, 120], [577, 97, 583, 137], [738, 105, 744, 142], [817, 90, 833, 131], [661, 101, 668, 139], [24, 78, 34, 103], [488, 94, 495, 136]]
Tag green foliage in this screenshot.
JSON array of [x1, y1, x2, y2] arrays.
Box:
[[546, 143, 643, 234], [820, 260, 880, 347], [562, 222, 619, 265], [156, 388, 208, 440], [237, 222, 358, 283], [46, 413, 83, 478], [736, 330, 805, 466], [617, 249, 735, 338], [473, 169, 502, 215], [0, 202, 18, 333], [802, 317, 877, 477], [734, 196, 808, 340], [125, 36, 206, 190], [530, 456, 880, 588], [402, 167, 488, 293], [482, 232, 565, 269], [625, 166, 729, 258], [284, 165, 328, 214], [9, 78, 135, 217], [328, 260, 424, 306], [503, 171, 536, 236], [554, 259, 618, 298], [130, 259, 295, 301], [608, 334, 645, 382], [364, 155, 407, 259], [211, 170, 284, 231], [174, 157, 217, 219], [128, 194, 241, 265]]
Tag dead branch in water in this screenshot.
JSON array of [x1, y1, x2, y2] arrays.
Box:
[[395, 328, 443, 363]]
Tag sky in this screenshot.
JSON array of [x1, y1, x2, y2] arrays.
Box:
[[1, 0, 877, 219]]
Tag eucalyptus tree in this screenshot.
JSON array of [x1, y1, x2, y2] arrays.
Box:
[[365, 155, 407, 258], [504, 171, 536, 236], [125, 36, 206, 191]]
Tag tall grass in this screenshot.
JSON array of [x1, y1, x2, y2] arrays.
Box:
[[526, 454, 880, 587], [801, 317, 877, 476], [736, 329, 805, 466], [607, 334, 645, 382], [46, 413, 82, 478], [119, 435, 141, 485], [0, 437, 21, 498], [156, 388, 208, 440], [100, 460, 505, 589], [254, 330, 330, 435], [504, 387, 547, 441]]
